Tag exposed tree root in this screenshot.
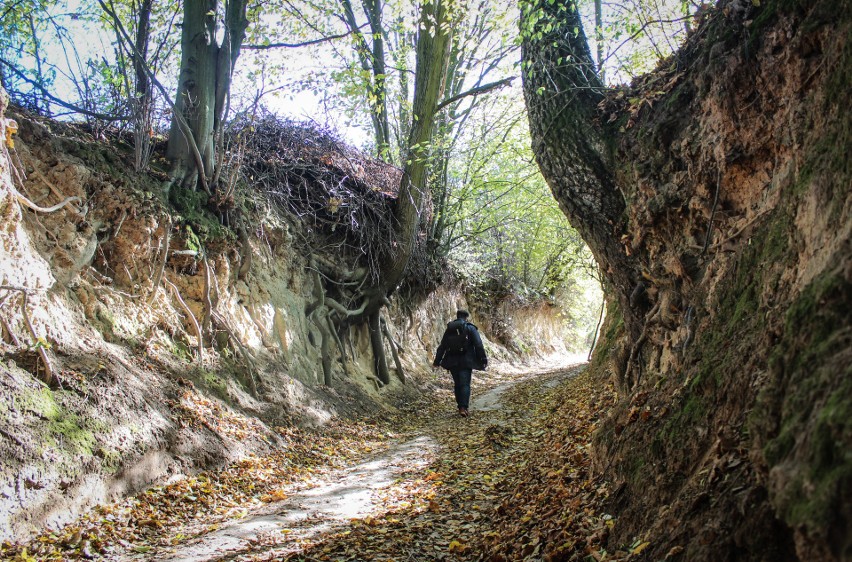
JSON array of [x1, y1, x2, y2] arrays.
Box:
[[237, 224, 252, 280], [165, 278, 203, 366], [380, 313, 404, 383], [201, 254, 213, 339], [624, 301, 661, 389], [0, 286, 55, 385], [212, 310, 257, 395], [147, 219, 172, 304]]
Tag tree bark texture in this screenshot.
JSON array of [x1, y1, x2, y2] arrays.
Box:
[[520, 0, 641, 337], [381, 0, 452, 292], [166, 0, 248, 191]]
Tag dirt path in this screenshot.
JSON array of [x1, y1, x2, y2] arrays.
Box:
[[144, 363, 586, 562], [3, 359, 609, 562], [155, 434, 440, 562]]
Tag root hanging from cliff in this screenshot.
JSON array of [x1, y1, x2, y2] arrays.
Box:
[[165, 278, 203, 366], [0, 286, 56, 385]]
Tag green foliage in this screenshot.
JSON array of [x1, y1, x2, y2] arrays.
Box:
[[438, 92, 602, 344]]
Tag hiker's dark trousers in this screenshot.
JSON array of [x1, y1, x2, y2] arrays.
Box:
[[450, 368, 472, 409]]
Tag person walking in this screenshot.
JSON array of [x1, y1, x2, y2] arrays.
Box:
[[433, 309, 487, 417]]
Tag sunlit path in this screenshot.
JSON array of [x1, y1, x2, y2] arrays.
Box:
[[123, 363, 597, 562]]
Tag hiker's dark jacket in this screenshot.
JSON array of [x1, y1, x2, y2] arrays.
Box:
[[433, 319, 487, 371]]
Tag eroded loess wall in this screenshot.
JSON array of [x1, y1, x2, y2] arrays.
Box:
[[588, 0, 850, 560]]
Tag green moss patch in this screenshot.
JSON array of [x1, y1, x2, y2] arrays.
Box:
[[761, 271, 852, 539]]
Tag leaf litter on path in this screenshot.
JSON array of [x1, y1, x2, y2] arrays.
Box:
[[2, 364, 631, 562]]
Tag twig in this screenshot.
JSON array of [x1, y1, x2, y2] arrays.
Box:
[[701, 169, 722, 255], [624, 301, 660, 390], [112, 208, 128, 239]]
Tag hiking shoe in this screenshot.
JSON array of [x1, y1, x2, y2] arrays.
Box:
[[459, 408, 470, 417]]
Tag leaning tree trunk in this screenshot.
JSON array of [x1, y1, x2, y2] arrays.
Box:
[[381, 0, 452, 289], [520, 0, 642, 338], [300, 0, 452, 385]]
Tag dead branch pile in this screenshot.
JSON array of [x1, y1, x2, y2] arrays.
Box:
[[232, 112, 403, 278]]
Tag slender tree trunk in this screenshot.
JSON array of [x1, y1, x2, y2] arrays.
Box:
[[132, 0, 154, 171], [594, 0, 605, 82], [520, 0, 641, 337], [381, 0, 452, 290], [340, 0, 391, 159]]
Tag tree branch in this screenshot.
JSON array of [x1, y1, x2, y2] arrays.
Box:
[[243, 27, 365, 49], [434, 77, 514, 113], [0, 57, 127, 121]]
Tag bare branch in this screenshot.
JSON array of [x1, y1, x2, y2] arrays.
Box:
[[243, 27, 365, 50], [434, 77, 515, 113], [0, 56, 127, 121]]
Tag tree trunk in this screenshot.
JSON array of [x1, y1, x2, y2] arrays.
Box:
[[594, 0, 604, 82], [319, 0, 453, 385], [520, 0, 641, 337], [380, 0, 452, 291], [340, 0, 391, 159], [132, 0, 154, 171], [167, 0, 217, 190], [166, 0, 247, 192]]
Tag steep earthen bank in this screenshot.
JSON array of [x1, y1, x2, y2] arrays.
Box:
[[0, 98, 584, 542], [582, 0, 850, 560]]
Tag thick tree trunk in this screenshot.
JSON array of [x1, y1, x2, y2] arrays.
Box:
[[167, 0, 217, 190], [166, 0, 247, 192], [317, 1, 453, 385], [520, 0, 641, 337]]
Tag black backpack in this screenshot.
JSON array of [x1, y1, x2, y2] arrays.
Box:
[[444, 320, 469, 353]]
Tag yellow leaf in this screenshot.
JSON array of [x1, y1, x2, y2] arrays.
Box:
[[631, 541, 651, 554], [4, 118, 18, 149], [449, 540, 468, 553]]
